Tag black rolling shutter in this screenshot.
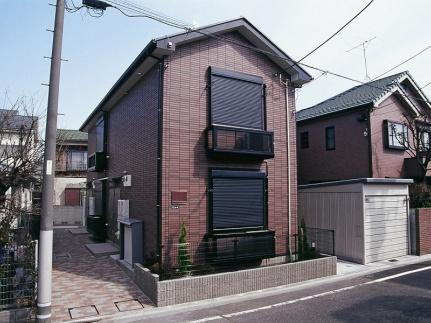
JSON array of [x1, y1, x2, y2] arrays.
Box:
[[210, 67, 264, 130], [212, 170, 266, 230]]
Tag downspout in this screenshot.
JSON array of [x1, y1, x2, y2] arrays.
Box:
[[156, 58, 165, 264], [367, 106, 373, 177], [282, 75, 293, 260]]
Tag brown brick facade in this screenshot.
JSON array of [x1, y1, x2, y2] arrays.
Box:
[[86, 30, 299, 265], [415, 208, 431, 256], [87, 65, 160, 256], [160, 32, 297, 258], [297, 109, 370, 184]]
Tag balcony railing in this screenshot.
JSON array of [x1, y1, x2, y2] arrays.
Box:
[[207, 126, 274, 159], [67, 161, 87, 171], [56, 161, 87, 172]]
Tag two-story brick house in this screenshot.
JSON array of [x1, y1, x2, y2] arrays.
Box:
[[297, 72, 431, 185], [55, 129, 88, 206], [80, 18, 312, 268]]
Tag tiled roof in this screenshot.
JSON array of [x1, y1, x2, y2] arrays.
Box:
[[296, 72, 408, 122], [57, 129, 88, 142], [0, 109, 38, 130]]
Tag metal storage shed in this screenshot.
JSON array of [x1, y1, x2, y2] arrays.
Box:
[[298, 178, 413, 264]]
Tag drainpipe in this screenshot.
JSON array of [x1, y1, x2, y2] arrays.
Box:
[[281, 75, 293, 260]]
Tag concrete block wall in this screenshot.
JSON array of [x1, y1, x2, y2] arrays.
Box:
[[134, 256, 337, 306], [416, 208, 431, 255], [53, 206, 83, 226]]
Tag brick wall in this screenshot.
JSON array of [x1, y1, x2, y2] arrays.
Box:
[[161, 31, 296, 260], [87, 65, 160, 256], [297, 109, 370, 184], [415, 208, 431, 255]]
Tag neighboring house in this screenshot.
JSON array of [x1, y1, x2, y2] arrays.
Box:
[[0, 109, 39, 212], [296, 71, 431, 185], [55, 129, 88, 206], [80, 18, 312, 267]]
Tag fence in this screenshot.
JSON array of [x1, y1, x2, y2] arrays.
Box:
[[158, 228, 335, 280], [295, 227, 335, 261], [0, 241, 37, 311]]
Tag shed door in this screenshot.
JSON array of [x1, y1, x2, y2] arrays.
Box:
[[364, 195, 408, 263]]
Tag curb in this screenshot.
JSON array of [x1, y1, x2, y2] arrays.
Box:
[[61, 255, 431, 323]]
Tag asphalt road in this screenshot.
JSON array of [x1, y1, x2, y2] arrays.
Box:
[[115, 260, 431, 323]]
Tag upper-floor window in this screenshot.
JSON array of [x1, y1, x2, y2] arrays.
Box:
[[67, 150, 87, 171], [96, 116, 105, 152], [420, 131, 431, 151], [384, 120, 407, 150], [210, 67, 265, 130], [325, 126, 335, 150], [300, 131, 309, 149]]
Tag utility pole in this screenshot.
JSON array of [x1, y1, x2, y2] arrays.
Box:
[[37, 1, 65, 322]]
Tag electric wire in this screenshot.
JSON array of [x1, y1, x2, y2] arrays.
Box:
[[372, 46, 431, 81], [421, 81, 431, 90], [297, 0, 374, 63], [78, 0, 431, 108]]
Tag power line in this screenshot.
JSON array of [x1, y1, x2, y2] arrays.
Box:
[[80, 0, 431, 107], [298, 0, 374, 63], [421, 81, 431, 90], [372, 46, 431, 80]]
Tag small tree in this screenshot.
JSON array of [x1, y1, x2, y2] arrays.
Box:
[[0, 94, 43, 238], [178, 223, 191, 275], [390, 110, 431, 183]]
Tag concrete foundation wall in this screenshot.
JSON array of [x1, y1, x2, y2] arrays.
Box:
[[134, 256, 337, 306], [53, 206, 83, 226]]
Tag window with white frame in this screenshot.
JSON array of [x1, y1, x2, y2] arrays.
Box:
[[420, 131, 431, 151], [384, 120, 407, 150]]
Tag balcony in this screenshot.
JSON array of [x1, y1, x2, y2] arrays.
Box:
[[56, 161, 87, 172], [88, 152, 107, 172], [207, 126, 274, 159]]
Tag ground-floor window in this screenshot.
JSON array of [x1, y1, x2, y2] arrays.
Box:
[[210, 169, 266, 231]]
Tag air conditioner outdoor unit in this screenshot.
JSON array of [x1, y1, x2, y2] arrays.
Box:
[[118, 200, 130, 218], [88, 197, 95, 216]]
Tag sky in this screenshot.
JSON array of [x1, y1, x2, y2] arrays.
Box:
[[1, 0, 430, 130]]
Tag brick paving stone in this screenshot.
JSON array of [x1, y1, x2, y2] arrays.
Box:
[[52, 228, 154, 322]]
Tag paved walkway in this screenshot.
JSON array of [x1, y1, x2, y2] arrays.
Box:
[[52, 228, 153, 322]]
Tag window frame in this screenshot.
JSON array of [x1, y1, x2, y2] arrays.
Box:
[[209, 66, 267, 131], [209, 168, 268, 233], [300, 131, 309, 149], [384, 120, 408, 150], [325, 126, 335, 151], [96, 116, 106, 153]]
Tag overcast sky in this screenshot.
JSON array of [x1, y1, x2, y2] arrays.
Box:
[[1, 0, 430, 129]]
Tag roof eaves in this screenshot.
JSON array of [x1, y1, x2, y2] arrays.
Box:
[[79, 40, 158, 131]]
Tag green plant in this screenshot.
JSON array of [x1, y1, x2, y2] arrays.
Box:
[[178, 223, 191, 275], [409, 183, 431, 208]]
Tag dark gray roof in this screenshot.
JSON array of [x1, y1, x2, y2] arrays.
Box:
[[57, 129, 88, 142], [0, 109, 38, 130], [296, 72, 408, 122]]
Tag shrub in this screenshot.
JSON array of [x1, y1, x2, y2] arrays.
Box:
[[178, 223, 191, 275]]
